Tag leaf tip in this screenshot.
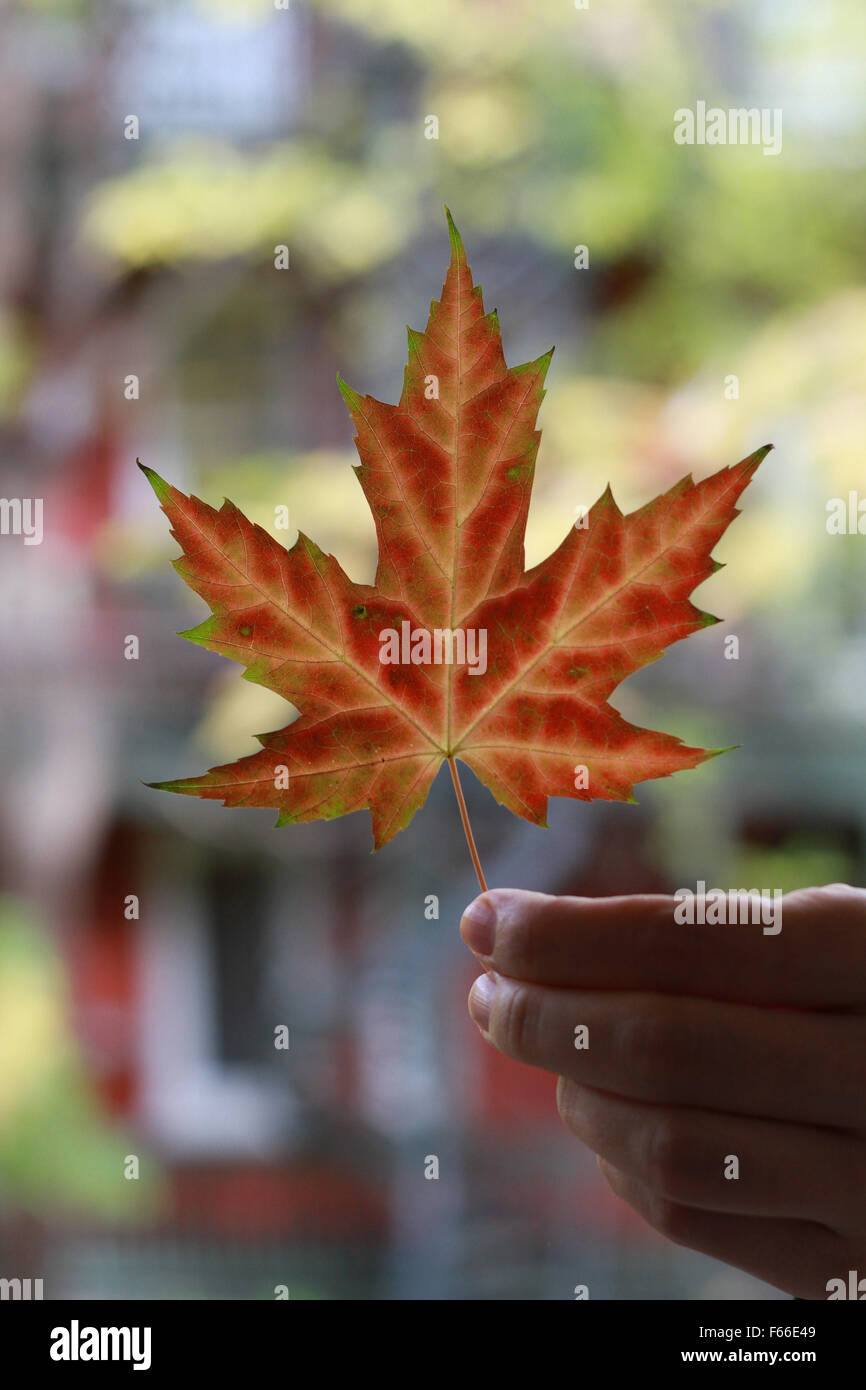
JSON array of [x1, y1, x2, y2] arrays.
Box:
[[444, 205, 466, 262], [137, 459, 172, 503], [336, 372, 362, 412], [178, 616, 217, 647], [744, 443, 773, 473], [536, 345, 556, 376], [705, 744, 740, 762], [600, 481, 621, 514]]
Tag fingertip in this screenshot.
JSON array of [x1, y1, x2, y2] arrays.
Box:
[[460, 893, 496, 955], [468, 973, 496, 1032]]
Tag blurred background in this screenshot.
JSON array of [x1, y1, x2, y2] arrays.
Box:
[[0, 0, 864, 1300]]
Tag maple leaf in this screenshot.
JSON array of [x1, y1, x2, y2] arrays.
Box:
[[142, 210, 769, 880]]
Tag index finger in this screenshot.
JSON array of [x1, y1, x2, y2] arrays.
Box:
[[459, 884, 866, 1009]]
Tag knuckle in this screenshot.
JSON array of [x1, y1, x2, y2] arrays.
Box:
[[617, 1010, 680, 1094], [825, 884, 866, 923], [790, 883, 865, 916], [499, 919, 537, 976], [497, 893, 560, 972], [495, 982, 541, 1060], [642, 1117, 690, 1196]]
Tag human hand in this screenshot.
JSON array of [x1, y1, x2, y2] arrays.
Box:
[[461, 884, 866, 1299]]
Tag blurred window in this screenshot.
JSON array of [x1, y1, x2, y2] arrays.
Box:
[[206, 859, 269, 1067]]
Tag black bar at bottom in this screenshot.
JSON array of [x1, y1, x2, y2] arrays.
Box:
[[0, 1297, 859, 1376]]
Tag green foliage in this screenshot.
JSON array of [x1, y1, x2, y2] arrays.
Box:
[[79, 2, 866, 384], [0, 898, 163, 1219]]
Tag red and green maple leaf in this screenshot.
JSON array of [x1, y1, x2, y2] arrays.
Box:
[[142, 210, 768, 885]]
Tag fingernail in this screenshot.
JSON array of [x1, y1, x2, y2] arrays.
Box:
[[468, 973, 496, 1032], [460, 894, 496, 956]]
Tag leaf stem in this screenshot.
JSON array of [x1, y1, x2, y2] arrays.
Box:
[[448, 757, 488, 893]]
